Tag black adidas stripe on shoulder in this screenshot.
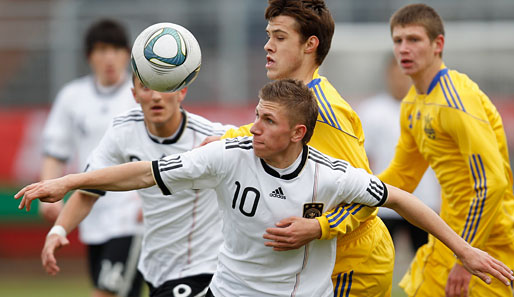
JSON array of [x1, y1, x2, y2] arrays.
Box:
[[113, 110, 144, 127], [158, 155, 184, 172], [187, 118, 226, 136], [308, 148, 348, 172], [225, 137, 253, 150]]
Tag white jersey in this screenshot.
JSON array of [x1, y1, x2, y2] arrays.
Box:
[[152, 137, 388, 297], [86, 108, 233, 287], [42, 74, 141, 244], [358, 93, 440, 218]]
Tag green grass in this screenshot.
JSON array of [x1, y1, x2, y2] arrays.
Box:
[[0, 276, 91, 297]]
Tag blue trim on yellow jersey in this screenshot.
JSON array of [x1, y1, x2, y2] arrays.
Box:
[[462, 154, 487, 243], [471, 155, 487, 243], [327, 204, 364, 228], [429, 68, 466, 112], [308, 78, 342, 131], [427, 68, 447, 94], [442, 74, 466, 111], [333, 271, 353, 297]]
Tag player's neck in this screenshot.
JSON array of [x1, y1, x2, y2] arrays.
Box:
[[297, 63, 318, 85], [262, 143, 303, 169], [412, 59, 443, 94], [146, 110, 184, 138]]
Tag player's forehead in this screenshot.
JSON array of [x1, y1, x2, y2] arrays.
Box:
[[266, 15, 299, 35], [256, 99, 285, 117], [392, 24, 428, 39]]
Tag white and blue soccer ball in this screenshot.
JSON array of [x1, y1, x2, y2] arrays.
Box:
[[131, 22, 201, 92]]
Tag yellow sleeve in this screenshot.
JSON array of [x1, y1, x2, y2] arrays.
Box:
[[441, 105, 507, 249], [221, 123, 253, 139], [378, 105, 428, 192], [317, 203, 377, 240]]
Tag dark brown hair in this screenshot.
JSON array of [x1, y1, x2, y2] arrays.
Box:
[[259, 79, 318, 144], [265, 0, 334, 65], [85, 19, 130, 57]]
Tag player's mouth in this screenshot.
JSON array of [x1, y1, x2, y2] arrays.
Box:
[[266, 56, 275, 69], [400, 58, 414, 68], [151, 106, 164, 111]]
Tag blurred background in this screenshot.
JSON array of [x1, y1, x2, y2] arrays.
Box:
[[1, 0, 513, 296]]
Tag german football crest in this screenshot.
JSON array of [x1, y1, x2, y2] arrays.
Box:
[[303, 203, 324, 218]]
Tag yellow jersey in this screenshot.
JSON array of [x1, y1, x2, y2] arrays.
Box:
[[379, 64, 514, 249]]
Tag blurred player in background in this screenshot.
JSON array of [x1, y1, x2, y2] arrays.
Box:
[[41, 75, 233, 297], [39, 19, 143, 297], [357, 53, 440, 253], [212, 1, 396, 296], [379, 4, 514, 297], [17, 79, 514, 297]]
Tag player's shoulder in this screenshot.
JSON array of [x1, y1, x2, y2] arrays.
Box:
[[57, 75, 93, 96], [111, 108, 144, 128], [437, 68, 491, 119], [307, 146, 349, 173], [185, 111, 231, 136]]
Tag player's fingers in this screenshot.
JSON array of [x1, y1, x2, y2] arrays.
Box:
[[264, 227, 290, 237], [14, 185, 29, 199], [461, 280, 469, 297], [264, 240, 294, 251], [274, 216, 297, 227], [486, 263, 512, 286], [491, 258, 514, 281]]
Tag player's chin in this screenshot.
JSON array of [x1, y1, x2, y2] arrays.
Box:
[[253, 146, 267, 159]]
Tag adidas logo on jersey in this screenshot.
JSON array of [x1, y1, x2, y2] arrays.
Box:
[[269, 187, 286, 200]]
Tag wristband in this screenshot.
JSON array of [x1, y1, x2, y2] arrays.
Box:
[[47, 225, 67, 238]]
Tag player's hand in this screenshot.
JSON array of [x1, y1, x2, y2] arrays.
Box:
[[445, 263, 472, 297], [263, 216, 321, 251], [41, 233, 69, 276], [447, 246, 514, 297], [15, 177, 70, 212], [198, 136, 221, 147]]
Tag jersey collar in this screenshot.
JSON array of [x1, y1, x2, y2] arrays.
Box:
[[260, 145, 309, 180], [427, 63, 448, 95], [146, 109, 187, 145]]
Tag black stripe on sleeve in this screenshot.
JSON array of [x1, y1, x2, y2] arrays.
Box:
[[375, 181, 388, 206], [152, 160, 171, 196], [80, 189, 105, 196]]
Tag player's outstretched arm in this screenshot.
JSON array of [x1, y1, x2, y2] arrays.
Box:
[[384, 184, 514, 286], [42, 191, 99, 275], [15, 161, 155, 211]]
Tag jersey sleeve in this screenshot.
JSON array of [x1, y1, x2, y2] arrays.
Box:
[[152, 140, 224, 195], [221, 123, 253, 139], [42, 90, 74, 161], [441, 103, 508, 249], [316, 165, 387, 240], [378, 105, 429, 192], [316, 204, 377, 240]]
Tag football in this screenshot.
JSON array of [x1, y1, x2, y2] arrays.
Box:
[[130, 22, 201, 92]]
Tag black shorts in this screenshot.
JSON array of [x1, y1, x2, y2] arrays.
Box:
[[87, 234, 144, 297], [148, 274, 213, 297]]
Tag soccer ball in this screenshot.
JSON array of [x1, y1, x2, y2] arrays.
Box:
[[130, 22, 201, 92]]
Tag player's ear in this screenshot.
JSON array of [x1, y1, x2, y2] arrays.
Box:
[[304, 36, 319, 55], [433, 34, 444, 57], [291, 124, 307, 143], [177, 87, 188, 103], [131, 88, 141, 104]]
